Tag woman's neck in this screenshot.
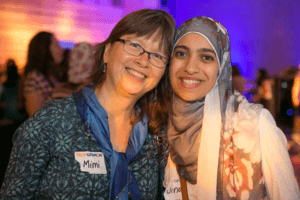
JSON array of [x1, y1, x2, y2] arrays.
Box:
[[95, 83, 138, 152]]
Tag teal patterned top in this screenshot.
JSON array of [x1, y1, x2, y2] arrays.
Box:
[[0, 95, 168, 200]]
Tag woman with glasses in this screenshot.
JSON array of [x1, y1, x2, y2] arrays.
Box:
[[0, 9, 175, 200]]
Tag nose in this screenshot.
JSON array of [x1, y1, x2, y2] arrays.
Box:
[[184, 56, 200, 74], [134, 52, 150, 68]]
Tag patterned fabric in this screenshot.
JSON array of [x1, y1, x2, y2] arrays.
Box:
[[24, 71, 54, 101], [164, 16, 299, 200], [68, 42, 94, 84], [0, 95, 169, 200], [220, 91, 265, 200]]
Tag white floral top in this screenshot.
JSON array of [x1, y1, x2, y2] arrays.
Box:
[[164, 91, 299, 200]]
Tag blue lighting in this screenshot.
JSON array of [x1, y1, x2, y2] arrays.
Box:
[[169, 0, 300, 80], [281, 82, 287, 89], [59, 41, 76, 50], [287, 109, 293, 116]]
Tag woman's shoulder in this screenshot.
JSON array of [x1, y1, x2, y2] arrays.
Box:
[[24, 70, 52, 96], [21, 95, 78, 126], [233, 91, 263, 120], [230, 92, 264, 156], [25, 70, 45, 80], [40, 95, 78, 116], [14, 95, 81, 142]]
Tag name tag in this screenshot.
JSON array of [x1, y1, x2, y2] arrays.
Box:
[[75, 151, 107, 174], [164, 178, 182, 200]]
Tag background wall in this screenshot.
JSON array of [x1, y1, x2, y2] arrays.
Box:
[[0, 0, 159, 73]]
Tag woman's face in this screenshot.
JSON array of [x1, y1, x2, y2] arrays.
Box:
[[170, 33, 219, 102], [103, 32, 167, 99], [50, 36, 64, 64]]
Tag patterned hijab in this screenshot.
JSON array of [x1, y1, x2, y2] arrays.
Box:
[[68, 42, 94, 84], [167, 16, 233, 192]]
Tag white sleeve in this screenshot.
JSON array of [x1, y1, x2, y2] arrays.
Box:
[[259, 108, 300, 199]]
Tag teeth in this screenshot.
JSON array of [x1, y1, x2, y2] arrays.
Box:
[[127, 68, 145, 79], [182, 79, 201, 85]]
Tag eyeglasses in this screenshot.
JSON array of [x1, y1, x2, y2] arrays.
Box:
[[116, 39, 168, 68]]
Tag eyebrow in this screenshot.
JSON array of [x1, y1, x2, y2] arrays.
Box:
[[133, 38, 167, 57], [174, 45, 216, 56]]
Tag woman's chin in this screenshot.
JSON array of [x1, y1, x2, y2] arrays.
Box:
[[175, 91, 204, 102], [118, 82, 146, 97]]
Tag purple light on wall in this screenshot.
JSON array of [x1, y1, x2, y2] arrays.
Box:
[[59, 41, 76, 49]]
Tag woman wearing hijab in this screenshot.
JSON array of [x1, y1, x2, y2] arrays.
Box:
[[0, 9, 175, 200], [163, 17, 299, 200]]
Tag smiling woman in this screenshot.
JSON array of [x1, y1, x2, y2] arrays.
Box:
[[164, 17, 300, 200], [170, 33, 219, 101], [0, 9, 176, 200]]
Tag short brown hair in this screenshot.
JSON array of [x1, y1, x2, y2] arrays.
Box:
[[91, 9, 176, 135]]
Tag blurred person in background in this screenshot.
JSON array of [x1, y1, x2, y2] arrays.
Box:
[[23, 31, 64, 117], [292, 63, 300, 133], [51, 42, 95, 99], [0, 75, 3, 100], [253, 68, 275, 116], [24, 42, 95, 99], [232, 65, 246, 94], [0, 59, 25, 186], [289, 63, 300, 193], [0, 59, 24, 124], [0, 72, 4, 118], [52, 48, 70, 87]]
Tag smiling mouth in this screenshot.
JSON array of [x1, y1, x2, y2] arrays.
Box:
[[181, 79, 202, 85], [180, 78, 203, 88], [126, 68, 146, 79]]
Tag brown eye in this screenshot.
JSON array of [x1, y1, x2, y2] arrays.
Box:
[[202, 55, 214, 61], [174, 51, 186, 58]]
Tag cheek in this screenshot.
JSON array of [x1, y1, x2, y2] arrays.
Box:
[[169, 63, 179, 85], [112, 51, 130, 64], [152, 70, 165, 85], [169, 69, 182, 95]]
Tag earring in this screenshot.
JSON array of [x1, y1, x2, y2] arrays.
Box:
[[103, 63, 107, 73]]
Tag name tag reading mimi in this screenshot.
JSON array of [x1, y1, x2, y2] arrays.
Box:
[[75, 151, 107, 174]]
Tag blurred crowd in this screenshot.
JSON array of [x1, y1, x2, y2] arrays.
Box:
[[0, 31, 96, 183], [0, 31, 95, 123]]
